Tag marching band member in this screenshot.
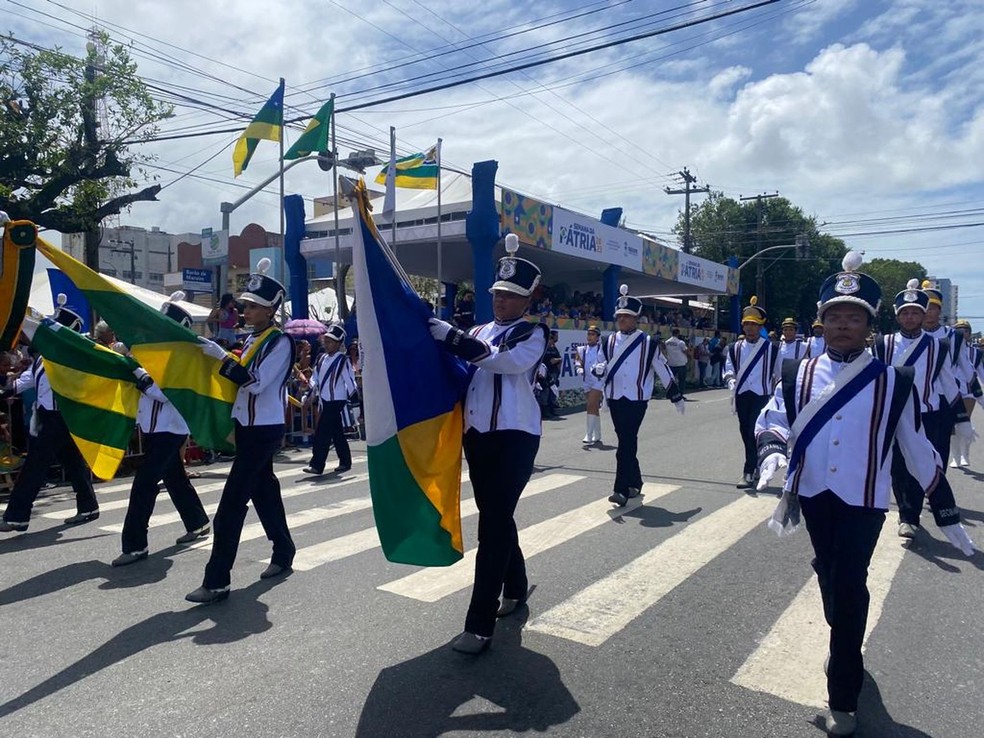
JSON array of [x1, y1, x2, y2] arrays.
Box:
[[592, 285, 684, 507], [574, 325, 605, 447], [185, 259, 296, 604], [114, 293, 210, 566], [0, 296, 99, 532], [723, 296, 780, 489], [755, 252, 975, 737], [804, 319, 826, 358], [948, 319, 982, 466], [303, 324, 356, 476], [774, 317, 807, 383]]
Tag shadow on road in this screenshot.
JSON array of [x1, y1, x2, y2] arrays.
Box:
[[621, 505, 702, 529], [0, 527, 109, 556], [809, 670, 933, 737], [904, 531, 984, 573], [354, 608, 579, 737], [0, 578, 281, 718]]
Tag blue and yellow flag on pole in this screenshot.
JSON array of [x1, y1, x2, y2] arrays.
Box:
[[233, 81, 285, 177], [373, 143, 439, 190], [350, 178, 467, 566]]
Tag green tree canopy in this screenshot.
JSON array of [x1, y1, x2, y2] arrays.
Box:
[[858, 257, 928, 334], [0, 33, 172, 264]]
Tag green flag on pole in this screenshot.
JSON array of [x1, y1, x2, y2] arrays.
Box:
[[284, 99, 334, 160]]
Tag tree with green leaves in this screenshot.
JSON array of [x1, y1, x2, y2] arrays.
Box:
[[858, 257, 928, 334], [0, 33, 172, 268]]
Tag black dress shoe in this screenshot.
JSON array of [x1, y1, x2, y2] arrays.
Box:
[[112, 550, 149, 567], [64, 510, 100, 525], [185, 586, 230, 604], [333, 465, 352, 473], [302, 466, 324, 475], [0, 520, 29, 533], [175, 525, 210, 545], [260, 563, 293, 580], [497, 596, 527, 617], [608, 492, 628, 507], [451, 632, 491, 654]]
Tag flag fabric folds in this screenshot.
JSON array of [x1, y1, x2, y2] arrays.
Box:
[[35, 238, 238, 452], [1, 219, 37, 349], [232, 81, 285, 177], [350, 178, 467, 566], [373, 143, 440, 190], [21, 317, 141, 480], [284, 99, 333, 160]]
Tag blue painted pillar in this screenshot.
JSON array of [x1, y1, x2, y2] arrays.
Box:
[[599, 207, 623, 322], [283, 194, 308, 319], [465, 160, 499, 324], [728, 255, 741, 334]]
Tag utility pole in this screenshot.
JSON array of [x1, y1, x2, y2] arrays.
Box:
[[81, 35, 102, 272], [740, 192, 780, 303], [664, 167, 710, 254]]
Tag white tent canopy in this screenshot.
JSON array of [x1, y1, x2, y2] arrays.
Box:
[[28, 251, 212, 322], [283, 284, 353, 323]]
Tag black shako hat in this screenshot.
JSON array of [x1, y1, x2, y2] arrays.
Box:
[[614, 284, 643, 317], [491, 234, 541, 297], [324, 324, 346, 343], [240, 257, 286, 308], [894, 279, 929, 314], [817, 251, 881, 318], [161, 290, 194, 328], [52, 293, 84, 331]]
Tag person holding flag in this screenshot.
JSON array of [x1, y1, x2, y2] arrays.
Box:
[[0, 297, 99, 532], [754, 252, 975, 736], [113, 293, 211, 566], [427, 233, 548, 654], [185, 259, 296, 604]]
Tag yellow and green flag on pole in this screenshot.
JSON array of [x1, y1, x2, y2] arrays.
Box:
[[373, 143, 440, 190], [233, 80, 285, 177], [35, 238, 238, 452], [284, 98, 333, 160], [20, 316, 141, 480], [1, 218, 37, 349]]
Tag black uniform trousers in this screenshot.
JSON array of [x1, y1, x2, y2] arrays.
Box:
[[309, 399, 351, 472], [801, 490, 884, 713], [3, 407, 97, 524], [735, 392, 771, 475], [891, 409, 945, 526], [121, 432, 209, 553], [463, 428, 540, 638], [608, 398, 648, 494], [202, 422, 295, 589]]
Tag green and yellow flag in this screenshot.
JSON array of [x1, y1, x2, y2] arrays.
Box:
[[1, 219, 38, 349], [21, 316, 141, 480], [373, 143, 440, 190], [35, 238, 238, 452], [284, 99, 333, 160], [233, 81, 285, 177]]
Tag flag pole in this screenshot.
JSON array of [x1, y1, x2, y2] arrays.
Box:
[[330, 92, 342, 323], [436, 138, 443, 316], [389, 126, 397, 250], [278, 77, 287, 323]]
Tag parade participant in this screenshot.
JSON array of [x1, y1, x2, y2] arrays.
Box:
[[542, 330, 562, 418], [113, 293, 210, 566], [755, 252, 975, 737], [920, 280, 977, 469], [774, 317, 807, 382], [946, 318, 981, 467], [185, 259, 296, 604], [663, 328, 691, 398], [427, 233, 547, 654], [872, 280, 966, 538], [592, 285, 685, 507], [574, 325, 605, 446], [302, 324, 356, 476], [805, 319, 826, 358], [1, 298, 99, 531], [723, 296, 780, 489]]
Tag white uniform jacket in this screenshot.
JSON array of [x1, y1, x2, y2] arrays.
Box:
[[755, 352, 943, 510], [723, 337, 780, 397], [308, 350, 357, 403], [804, 335, 826, 358], [925, 325, 975, 396], [872, 331, 959, 413], [227, 330, 294, 427], [575, 342, 605, 392], [598, 330, 676, 402], [462, 319, 548, 435], [773, 338, 807, 383], [137, 381, 190, 435]]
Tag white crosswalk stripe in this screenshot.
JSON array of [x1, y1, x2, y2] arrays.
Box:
[[376, 480, 674, 602], [730, 524, 907, 708], [526, 494, 776, 646], [290, 473, 587, 572]]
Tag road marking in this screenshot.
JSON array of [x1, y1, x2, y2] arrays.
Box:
[[98, 473, 370, 533], [290, 473, 587, 572], [376, 480, 673, 602], [730, 525, 906, 708], [526, 494, 776, 646]]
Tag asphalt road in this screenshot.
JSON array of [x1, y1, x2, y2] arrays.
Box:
[[1, 388, 982, 738]]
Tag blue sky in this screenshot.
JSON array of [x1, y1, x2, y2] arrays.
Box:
[[5, 0, 984, 320]]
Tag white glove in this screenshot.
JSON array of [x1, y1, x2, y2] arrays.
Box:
[[132, 367, 149, 381], [591, 361, 607, 378], [940, 523, 976, 556], [727, 378, 737, 391], [674, 399, 685, 416], [954, 421, 978, 443], [428, 318, 453, 341], [756, 452, 788, 491], [575, 366, 584, 376], [197, 336, 228, 361]]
